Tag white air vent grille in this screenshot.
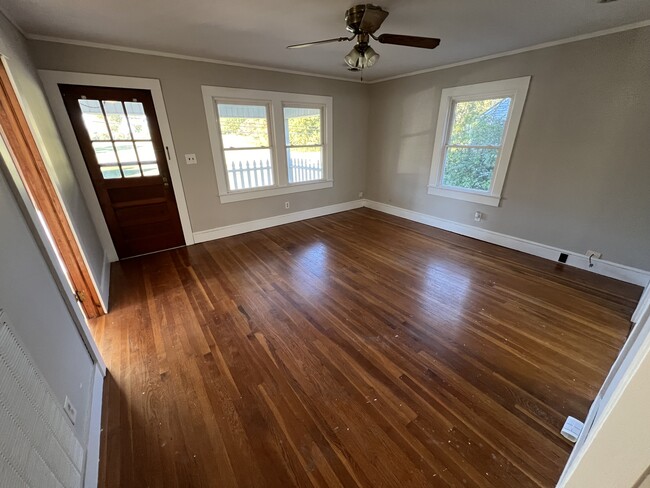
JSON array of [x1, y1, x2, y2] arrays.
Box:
[[0, 309, 84, 488]]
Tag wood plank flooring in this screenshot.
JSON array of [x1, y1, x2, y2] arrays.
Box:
[[89, 208, 641, 487]]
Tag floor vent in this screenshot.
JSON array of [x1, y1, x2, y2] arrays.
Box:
[[0, 309, 84, 487]]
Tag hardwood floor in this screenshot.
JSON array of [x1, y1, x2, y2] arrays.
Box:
[[89, 208, 641, 488]]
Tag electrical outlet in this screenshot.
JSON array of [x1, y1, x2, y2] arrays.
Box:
[[586, 250, 602, 259], [184, 153, 197, 165], [358, 191, 364, 198], [474, 211, 483, 222], [63, 396, 77, 425], [284, 201, 290, 209]]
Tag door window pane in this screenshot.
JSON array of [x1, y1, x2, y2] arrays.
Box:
[[103, 101, 132, 140], [287, 147, 323, 183], [114, 141, 138, 164], [141, 164, 160, 176], [92, 142, 118, 165], [224, 149, 273, 190], [121, 164, 142, 178], [124, 101, 151, 140], [135, 141, 156, 162], [100, 166, 122, 179], [76, 95, 165, 180], [217, 104, 270, 148], [79, 99, 110, 140]]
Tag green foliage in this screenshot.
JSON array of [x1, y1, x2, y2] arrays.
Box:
[[443, 98, 510, 190], [442, 148, 497, 191], [287, 115, 321, 146], [219, 117, 269, 147], [218, 113, 321, 148]]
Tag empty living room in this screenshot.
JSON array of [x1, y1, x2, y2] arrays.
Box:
[[0, 0, 649, 487]]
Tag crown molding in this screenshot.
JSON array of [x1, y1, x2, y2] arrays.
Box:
[[18, 18, 650, 85], [25, 34, 364, 84], [367, 19, 650, 84]]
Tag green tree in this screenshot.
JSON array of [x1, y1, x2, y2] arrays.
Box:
[[286, 115, 321, 146], [220, 117, 269, 146], [442, 98, 510, 191]]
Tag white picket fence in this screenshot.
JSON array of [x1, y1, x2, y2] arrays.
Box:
[[227, 160, 273, 190], [288, 158, 323, 184], [227, 157, 323, 190]]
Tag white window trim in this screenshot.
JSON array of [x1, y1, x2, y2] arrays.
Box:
[[202, 86, 333, 204], [427, 76, 531, 207]]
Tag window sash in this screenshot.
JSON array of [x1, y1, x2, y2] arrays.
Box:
[[427, 77, 531, 207], [283, 104, 326, 184], [203, 86, 333, 203], [214, 100, 276, 192], [438, 96, 511, 192], [283, 106, 324, 148], [215, 100, 273, 149]]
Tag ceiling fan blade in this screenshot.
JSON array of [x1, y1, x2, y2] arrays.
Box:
[[359, 5, 389, 33], [287, 37, 352, 49], [376, 34, 441, 49]]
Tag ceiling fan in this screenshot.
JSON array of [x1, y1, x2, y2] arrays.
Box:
[[287, 4, 440, 72]]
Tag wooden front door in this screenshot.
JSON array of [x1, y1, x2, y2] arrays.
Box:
[[59, 84, 185, 259]]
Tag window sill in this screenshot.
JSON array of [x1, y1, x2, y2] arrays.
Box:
[[427, 185, 501, 207], [219, 180, 333, 203]]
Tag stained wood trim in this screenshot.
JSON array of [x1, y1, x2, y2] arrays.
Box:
[[0, 61, 104, 318]]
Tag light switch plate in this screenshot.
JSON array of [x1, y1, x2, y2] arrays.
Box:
[[185, 153, 197, 165]]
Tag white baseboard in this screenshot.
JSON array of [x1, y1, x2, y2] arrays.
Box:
[[193, 199, 365, 243], [84, 364, 104, 488], [364, 200, 650, 287], [190, 197, 649, 287]]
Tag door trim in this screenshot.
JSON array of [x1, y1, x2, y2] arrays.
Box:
[[39, 70, 195, 261], [0, 58, 105, 318]]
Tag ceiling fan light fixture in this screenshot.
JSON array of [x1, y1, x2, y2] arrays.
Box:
[[344, 45, 380, 71], [287, 4, 439, 72], [364, 46, 380, 67], [344, 46, 363, 70]]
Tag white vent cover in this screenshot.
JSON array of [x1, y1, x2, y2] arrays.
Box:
[[0, 309, 84, 488]]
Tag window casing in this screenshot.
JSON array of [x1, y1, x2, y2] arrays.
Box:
[[427, 77, 530, 206], [203, 86, 333, 203]]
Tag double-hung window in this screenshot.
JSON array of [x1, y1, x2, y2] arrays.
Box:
[[427, 77, 530, 206], [203, 87, 333, 203], [216, 102, 274, 190]]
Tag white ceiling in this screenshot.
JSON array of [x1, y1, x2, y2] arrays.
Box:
[[3, 0, 650, 81]]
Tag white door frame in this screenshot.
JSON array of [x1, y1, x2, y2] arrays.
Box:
[[39, 70, 194, 262], [558, 281, 650, 486]]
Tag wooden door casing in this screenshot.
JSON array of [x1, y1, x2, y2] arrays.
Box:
[[59, 84, 185, 259], [0, 62, 104, 318]]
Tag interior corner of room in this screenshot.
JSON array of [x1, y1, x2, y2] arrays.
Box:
[[0, 2, 649, 487]]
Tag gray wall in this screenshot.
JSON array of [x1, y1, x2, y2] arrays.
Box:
[[0, 12, 109, 305], [366, 26, 650, 271], [28, 41, 368, 233], [0, 156, 94, 442], [25, 26, 650, 272]]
